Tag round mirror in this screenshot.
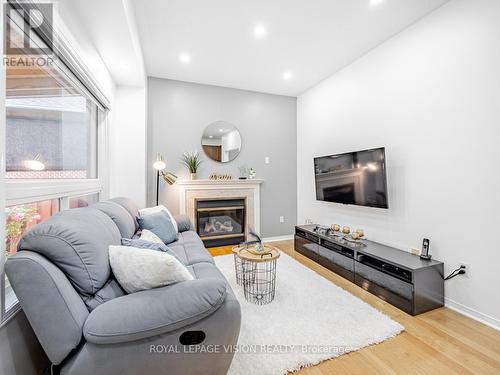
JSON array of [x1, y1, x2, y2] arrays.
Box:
[[201, 121, 242, 163]]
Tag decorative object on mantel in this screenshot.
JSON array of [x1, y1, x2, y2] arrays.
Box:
[[181, 151, 202, 180], [248, 167, 256, 179], [238, 165, 248, 179], [209, 172, 233, 180], [342, 226, 351, 235], [153, 153, 178, 206]]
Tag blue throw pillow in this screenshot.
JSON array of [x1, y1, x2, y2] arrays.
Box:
[[121, 238, 184, 264], [137, 210, 177, 244]]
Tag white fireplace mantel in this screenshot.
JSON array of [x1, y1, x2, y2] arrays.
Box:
[[176, 179, 264, 186], [177, 179, 264, 235]]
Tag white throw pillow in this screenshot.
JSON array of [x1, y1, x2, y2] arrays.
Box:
[[139, 205, 179, 233], [109, 245, 193, 294], [140, 229, 164, 244]]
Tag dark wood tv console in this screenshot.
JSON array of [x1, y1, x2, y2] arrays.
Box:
[[295, 225, 444, 315]]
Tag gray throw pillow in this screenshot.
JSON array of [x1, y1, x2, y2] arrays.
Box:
[[137, 210, 177, 244], [121, 238, 184, 264]]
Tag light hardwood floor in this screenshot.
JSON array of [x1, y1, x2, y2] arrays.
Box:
[[209, 240, 500, 375]]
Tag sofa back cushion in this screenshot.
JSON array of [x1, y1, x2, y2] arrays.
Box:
[[92, 201, 136, 239], [109, 197, 140, 231], [82, 278, 125, 311], [17, 207, 121, 296]]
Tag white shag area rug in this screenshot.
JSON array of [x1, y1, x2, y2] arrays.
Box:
[[214, 252, 404, 375]]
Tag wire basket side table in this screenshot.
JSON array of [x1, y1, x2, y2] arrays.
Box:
[[232, 244, 280, 305]]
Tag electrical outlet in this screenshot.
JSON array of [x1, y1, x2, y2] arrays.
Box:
[[305, 218, 313, 224], [411, 247, 420, 256], [459, 262, 469, 278], [279, 216, 285, 223], [265, 156, 270, 164]]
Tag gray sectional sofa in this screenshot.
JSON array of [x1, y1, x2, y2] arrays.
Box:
[[5, 197, 241, 375]]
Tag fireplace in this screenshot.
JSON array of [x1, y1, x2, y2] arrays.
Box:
[[196, 198, 246, 247]]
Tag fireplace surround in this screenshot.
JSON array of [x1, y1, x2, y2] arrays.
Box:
[[177, 179, 263, 246]]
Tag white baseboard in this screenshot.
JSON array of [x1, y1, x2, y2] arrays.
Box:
[[262, 234, 294, 243], [445, 297, 500, 331]]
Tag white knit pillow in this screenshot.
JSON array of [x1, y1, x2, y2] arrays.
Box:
[[139, 205, 179, 233], [109, 245, 193, 294], [140, 229, 164, 244]]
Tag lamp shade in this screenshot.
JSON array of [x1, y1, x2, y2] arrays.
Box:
[[153, 153, 166, 170], [162, 172, 178, 185]]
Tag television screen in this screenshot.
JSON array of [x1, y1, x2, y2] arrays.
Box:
[[314, 147, 388, 208]]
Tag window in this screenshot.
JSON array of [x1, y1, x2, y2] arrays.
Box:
[[4, 199, 60, 311], [69, 193, 99, 208], [5, 12, 99, 179], [1, 3, 109, 323]]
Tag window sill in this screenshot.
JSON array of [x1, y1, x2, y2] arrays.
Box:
[[0, 301, 21, 328], [6, 179, 103, 205]]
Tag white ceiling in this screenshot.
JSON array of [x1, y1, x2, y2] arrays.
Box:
[[60, 0, 146, 87], [132, 0, 449, 96]]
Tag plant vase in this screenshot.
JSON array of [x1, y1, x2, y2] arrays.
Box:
[[190, 172, 197, 180]]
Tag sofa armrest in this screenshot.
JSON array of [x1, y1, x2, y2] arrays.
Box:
[[83, 278, 227, 344], [5, 251, 89, 365], [174, 214, 193, 232]]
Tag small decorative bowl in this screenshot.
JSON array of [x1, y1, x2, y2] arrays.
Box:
[[331, 224, 341, 232], [355, 229, 365, 238]]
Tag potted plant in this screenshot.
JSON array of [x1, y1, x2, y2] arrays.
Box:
[[181, 151, 203, 180]]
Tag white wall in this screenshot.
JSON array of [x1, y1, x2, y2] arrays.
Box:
[[109, 86, 147, 207], [298, 0, 500, 328]]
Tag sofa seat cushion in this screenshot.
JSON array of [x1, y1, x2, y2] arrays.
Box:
[[169, 231, 214, 265], [17, 208, 121, 296], [83, 278, 227, 344]]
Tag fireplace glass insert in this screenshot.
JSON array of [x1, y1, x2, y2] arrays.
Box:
[[196, 198, 246, 247]]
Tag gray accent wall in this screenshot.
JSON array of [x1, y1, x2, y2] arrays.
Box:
[[147, 78, 297, 238]]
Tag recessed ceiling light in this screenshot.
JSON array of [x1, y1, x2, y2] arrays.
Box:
[[283, 71, 293, 80], [370, 0, 384, 6], [253, 24, 267, 39], [209, 135, 213, 138], [219, 128, 224, 132], [179, 53, 191, 64]]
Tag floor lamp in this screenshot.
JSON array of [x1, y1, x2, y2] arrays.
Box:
[[153, 153, 178, 206]]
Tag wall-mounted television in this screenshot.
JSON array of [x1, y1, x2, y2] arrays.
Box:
[[314, 147, 388, 209]]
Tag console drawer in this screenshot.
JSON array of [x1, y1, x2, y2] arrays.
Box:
[[355, 273, 413, 314], [295, 229, 319, 243], [355, 262, 413, 300], [294, 235, 319, 261], [318, 244, 355, 281]]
